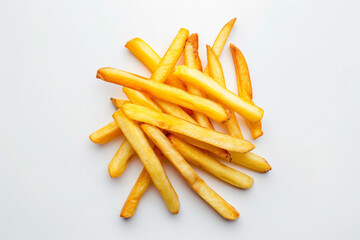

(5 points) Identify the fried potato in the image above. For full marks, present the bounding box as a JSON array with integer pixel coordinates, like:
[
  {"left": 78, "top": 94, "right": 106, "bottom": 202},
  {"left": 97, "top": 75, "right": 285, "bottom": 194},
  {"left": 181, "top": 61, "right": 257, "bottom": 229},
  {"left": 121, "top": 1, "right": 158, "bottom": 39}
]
[
  {"left": 109, "top": 140, "right": 135, "bottom": 178},
  {"left": 97, "top": 68, "right": 230, "bottom": 122},
  {"left": 230, "top": 43, "right": 263, "bottom": 139},
  {"left": 168, "top": 135, "right": 253, "bottom": 189},
  {"left": 113, "top": 109, "right": 179, "bottom": 214},
  {"left": 89, "top": 121, "right": 122, "bottom": 144},
  {"left": 141, "top": 124, "right": 239, "bottom": 220},
  {"left": 122, "top": 88, "right": 163, "bottom": 112},
  {"left": 121, "top": 102, "right": 254, "bottom": 153},
  {"left": 153, "top": 98, "right": 198, "bottom": 124},
  {"left": 184, "top": 34, "right": 214, "bottom": 129},
  {"left": 125, "top": 37, "right": 186, "bottom": 90},
  {"left": 206, "top": 45, "right": 243, "bottom": 138},
  {"left": 230, "top": 151, "right": 271, "bottom": 173},
  {"left": 173, "top": 65, "right": 263, "bottom": 122}
]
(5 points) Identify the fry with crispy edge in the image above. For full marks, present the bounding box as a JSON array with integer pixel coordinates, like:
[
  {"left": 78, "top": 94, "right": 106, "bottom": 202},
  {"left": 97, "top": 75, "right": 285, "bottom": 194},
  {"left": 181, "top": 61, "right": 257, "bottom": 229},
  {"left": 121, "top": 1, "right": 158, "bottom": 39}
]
[
  {"left": 184, "top": 34, "right": 214, "bottom": 129},
  {"left": 97, "top": 67, "right": 230, "bottom": 122},
  {"left": 112, "top": 108, "right": 179, "bottom": 213},
  {"left": 173, "top": 65, "right": 264, "bottom": 122},
  {"left": 89, "top": 121, "right": 122, "bottom": 144},
  {"left": 141, "top": 124, "right": 239, "bottom": 220},
  {"left": 207, "top": 45, "right": 243, "bottom": 139},
  {"left": 121, "top": 102, "right": 254, "bottom": 153},
  {"left": 120, "top": 147, "right": 164, "bottom": 218},
  {"left": 168, "top": 135, "right": 253, "bottom": 189},
  {"left": 230, "top": 43, "right": 263, "bottom": 139}
]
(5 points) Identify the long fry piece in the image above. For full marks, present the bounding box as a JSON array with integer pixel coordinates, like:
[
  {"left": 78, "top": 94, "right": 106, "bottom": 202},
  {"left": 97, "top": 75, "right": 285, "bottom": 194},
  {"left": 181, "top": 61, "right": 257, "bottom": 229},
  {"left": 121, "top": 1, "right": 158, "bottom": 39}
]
[
  {"left": 89, "top": 121, "right": 122, "bottom": 144},
  {"left": 184, "top": 34, "right": 214, "bottom": 129},
  {"left": 173, "top": 65, "right": 263, "bottom": 122},
  {"left": 230, "top": 43, "right": 263, "bottom": 139},
  {"left": 112, "top": 109, "right": 179, "bottom": 214},
  {"left": 121, "top": 102, "right": 254, "bottom": 153},
  {"left": 168, "top": 135, "right": 253, "bottom": 189},
  {"left": 97, "top": 68, "right": 230, "bottom": 122},
  {"left": 141, "top": 124, "right": 239, "bottom": 220}
]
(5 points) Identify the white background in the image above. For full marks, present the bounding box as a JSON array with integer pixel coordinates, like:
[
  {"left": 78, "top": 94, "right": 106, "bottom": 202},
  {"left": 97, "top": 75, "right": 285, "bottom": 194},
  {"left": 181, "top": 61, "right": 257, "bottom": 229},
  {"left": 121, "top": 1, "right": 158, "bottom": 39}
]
[{"left": 1, "top": 0, "right": 359, "bottom": 239}]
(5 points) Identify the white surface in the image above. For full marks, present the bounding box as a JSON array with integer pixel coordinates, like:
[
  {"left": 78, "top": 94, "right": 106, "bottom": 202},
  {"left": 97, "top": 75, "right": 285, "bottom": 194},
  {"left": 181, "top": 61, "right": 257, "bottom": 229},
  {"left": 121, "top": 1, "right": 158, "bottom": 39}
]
[{"left": 1, "top": 0, "right": 359, "bottom": 239}]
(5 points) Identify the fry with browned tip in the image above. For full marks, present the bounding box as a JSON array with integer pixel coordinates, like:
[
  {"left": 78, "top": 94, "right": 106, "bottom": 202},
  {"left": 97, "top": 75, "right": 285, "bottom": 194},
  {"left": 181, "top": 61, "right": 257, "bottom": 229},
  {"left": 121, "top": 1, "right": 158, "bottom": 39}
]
[{"left": 89, "top": 121, "right": 122, "bottom": 144}]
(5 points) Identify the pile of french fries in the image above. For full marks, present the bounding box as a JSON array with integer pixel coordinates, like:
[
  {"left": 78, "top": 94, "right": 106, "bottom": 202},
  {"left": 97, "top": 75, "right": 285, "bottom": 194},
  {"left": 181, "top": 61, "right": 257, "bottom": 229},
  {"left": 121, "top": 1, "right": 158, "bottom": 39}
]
[{"left": 90, "top": 18, "right": 271, "bottom": 220}]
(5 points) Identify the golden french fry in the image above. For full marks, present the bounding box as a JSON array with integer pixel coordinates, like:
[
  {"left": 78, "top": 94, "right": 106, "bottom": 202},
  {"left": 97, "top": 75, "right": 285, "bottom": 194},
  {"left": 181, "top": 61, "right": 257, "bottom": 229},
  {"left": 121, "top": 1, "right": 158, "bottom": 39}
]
[
  {"left": 125, "top": 37, "right": 186, "bottom": 90},
  {"left": 97, "top": 68, "right": 230, "bottom": 122},
  {"left": 168, "top": 135, "right": 253, "bottom": 189},
  {"left": 89, "top": 121, "right": 122, "bottom": 144},
  {"left": 150, "top": 28, "right": 189, "bottom": 83},
  {"left": 173, "top": 133, "right": 230, "bottom": 162},
  {"left": 230, "top": 43, "right": 263, "bottom": 139},
  {"left": 122, "top": 88, "right": 163, "bottom": 112},
  {"left": 184, "top": 34, "right": 214, "bottom": 129},
  {"left": 113, "top": 109, "right": 179, "bottom": 214},
  {"left": 230, "top": 151, "right": 271, "bottom": 173},
  {"left": 121, "top": 102, "right": 254, "bottom": 153},
  {"left": 206, "top": 45, "right": 243, "bottom": 138},
  {"left": 141, "top": 124, "right": 239, "bottom": 220},
  {"left": 153, "top": 98, "right": 198, "bottom": 124},
  {"left": 203, "top": 18, "right": 237, "bottom": 74},
  {"left": 173, "top": 65, "right": 263, "bottom": 122},
  {"left": 109, "top": 140, "right": 135, "bottom": 178}
]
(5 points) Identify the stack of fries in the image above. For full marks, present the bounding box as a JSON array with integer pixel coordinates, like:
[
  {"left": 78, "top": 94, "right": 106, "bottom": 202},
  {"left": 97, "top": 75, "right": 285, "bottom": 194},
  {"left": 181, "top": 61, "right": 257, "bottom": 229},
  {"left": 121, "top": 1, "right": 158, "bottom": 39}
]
[{"left": 90, "top": 18, "right": 271, "bottom": 220}]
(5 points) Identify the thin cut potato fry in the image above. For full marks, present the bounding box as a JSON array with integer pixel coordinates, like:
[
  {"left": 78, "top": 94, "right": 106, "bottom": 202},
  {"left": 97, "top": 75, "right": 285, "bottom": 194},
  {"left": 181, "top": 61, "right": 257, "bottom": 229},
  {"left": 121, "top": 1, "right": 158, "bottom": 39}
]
[
  {"left": 125, "top": 37, "right": 186, "bottom": 90},
  {"left": 97, "top": 68, "right": 230, "bottom": 123},
  {"left": 122, "top": 88, "right": 163, "bottom": 112},
  {"left": 113, "top": 109, "right": 179, "bottom": 214},
  {"left": 184, "top": 34, "right": 214, "bottom": 129},
  {"left": 173, "top": 133, "right": 230, "bottom": 162},
  {"left": 230, "top": 43, "right": 263, "bottom": 139},
  {"left": 173, "top": 65, "right": 263, "bottom": 122},
  {"left": 141, "top": 124, "right": 239, "bottom": 220},
  {"left": 153, "top": 98, "right": 198, "bottom": 124},
  {"left": 121, "top": 102, "right": 254, "bottom": 153},
  {"left": 109, "top": 140, "right": 135, "bottom": 178},
  {"left": 206, "top": 45, "right": 243, "bottom": 138},
  {"left": 150, "top": 28, "right": 189, "bottom": 83},
  {"left": 168, "top": 135, "right": 253, "bottom": 189},
  {"left": 120, "top": 147, "right": 164, "bottom": 218},
  {"left": 203, "top": 18, "right": 237, "bottom": 75},
  {"left": 230, "top": 151, "right": 271, "bottom": 173},
  {"left": 89, "top": 121, "right": 122, "bottom": 144}
]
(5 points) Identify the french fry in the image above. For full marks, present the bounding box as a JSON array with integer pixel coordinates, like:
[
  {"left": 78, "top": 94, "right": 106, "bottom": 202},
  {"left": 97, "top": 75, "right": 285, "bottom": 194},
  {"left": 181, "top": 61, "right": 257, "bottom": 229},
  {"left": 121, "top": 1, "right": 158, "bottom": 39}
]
[
  {"left": 113, "top": 109, "right": 179, "bottom": 214},
  {"left": 230, "top": 151, "right": 271, "bottom": 173},
  {"left": 230, "top": 43, "right": 263, "bottom": 139},
  {"left": 122, "top": 88, "right": 163, "bottom": 112},
  {"left": 173, "top": 65, "right": 264, "bottom": 122},
  {"left": 97, "top": 68, "right": 230, "bottom": 123},
  {"left": 121, "top": 102, "right": 254, "bottom": 153},
  {"left": 109, "top": 140, "right": 135, "bottom": 178},
  {"left": 141, "top": 124, "right": 239, "bottom": 220},
  {"left": 173, "top": 133, "right": 230, "bottom": 162},
  {"left": 168, "top": 135, "right": 253, "bottom": 189},
  {"left": 206, "top": 45, "right": 243, "bottom": 139},
  {"left": 89, "top": 121, "right": 122, "bottom": 144},
  {"left": 150, "top": 28, "right": 189, "bottom": 83},
  {"left": 184, "top": 34, "right": 214, "bottom": 129},
  {"left": 203, "top": 18, "right": 237, "bottom": 74},
  {"left": 153, "top": 99, "right": 198, "bottom": 124},
  {"left": 125, "top": 38, "right": 187, "bottom": 91},
  {"left": 120, "top": 147, "right": 164, "bottom": 218}
]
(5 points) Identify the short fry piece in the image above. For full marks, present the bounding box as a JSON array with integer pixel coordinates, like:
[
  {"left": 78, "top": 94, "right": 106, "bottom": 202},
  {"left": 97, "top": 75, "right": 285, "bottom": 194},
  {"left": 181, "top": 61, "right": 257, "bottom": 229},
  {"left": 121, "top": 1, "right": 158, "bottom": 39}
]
[
  {"left": 230, "top": 151, "right": 271, "bottom": 173},
  {"left": 141, "top": 124, "right": 239, "bottom": 220},
  {"left": 230, "top": 43, "right": 263, "bottom": 139},
  {"left": 169, "top": 135, "right": 253, "bottom": 189},
  {"left": 89, "top": 121, "right": 122, "bottom": 144},
  {"left": 153, "top": 98, "right": 198, "bottom": 124},
  {"left": 122, "top": 88, "right": 163, "bottom": 112},
  {"left": 113, "top": 109, "right": 179, "bottom": 214},
  {"left": 97, "top": 68, "right": 230, "bottom": 122},
  {"left": 173, "top": 65, "right": 264, "bottom": 122},
  {"left": 108, "top": 140, "right": 135, "bottom": 178},
  {"left": 121, "top": 102, "right": 254, "bottom": 153}
]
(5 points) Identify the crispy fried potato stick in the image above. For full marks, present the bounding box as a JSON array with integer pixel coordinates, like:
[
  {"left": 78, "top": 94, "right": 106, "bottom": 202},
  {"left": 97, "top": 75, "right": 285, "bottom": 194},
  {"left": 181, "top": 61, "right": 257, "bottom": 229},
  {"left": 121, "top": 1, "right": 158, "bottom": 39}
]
[
  {"left": 113, "top": 109, "right": 179, "bottom": 214},
  {"left": 109, "top": 140, "right": 135, "bottom": 178},
  {"left": 203, "top": 18, "right": 237, "bottom": 75},
  {"left": 150, "top": 28, "right": 189, "bottom": 83},
  {"left": 89, "top": 121, "right": 122, "bottom": 144},
  {"left": 230, "top": 151, "right": 271, "bottom": 173},
  {"left": 230, "top": 43, "right": 263, "bottom": 139},
  {"left": 153, "top": 99, "right": 198, "bottom": 124},
  {"left": 141, "top": 124, "right": 239, "bottom": 220},
  {"left": 125, "top": 38, "right": 186, "bottom": 90},
  {"left": 168, "top": 135, "right": 253, "bottom": 189},
  {"left": 120, "top": 147, "right": 164, "bottom": 218},
  {"left": 121, "top": 102, "right": 254, "bottom": 153},
  {"left": 206, "top": 45, "right": 243, "bottom": 139},
  {"left": 97, "top": 68, "right": 230, "bottom": 122},
  {"left": 184, "top": 34, "right": 214, "bottom": 129},
  {"left": 173, "top": 65, "right": 263, "bottom": 122},
  {"left": 122, "top": 88, "right": 163, "bottom": 112}
]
